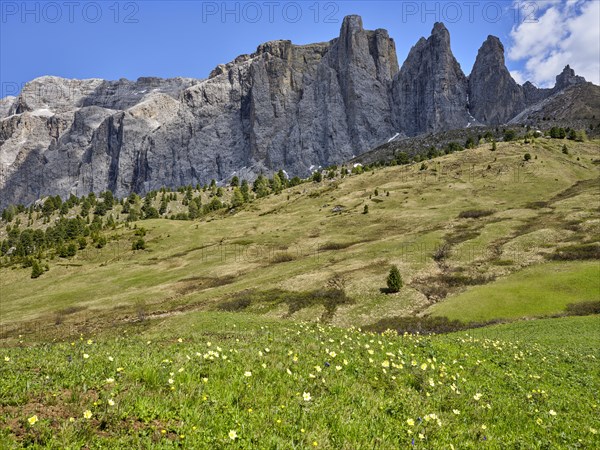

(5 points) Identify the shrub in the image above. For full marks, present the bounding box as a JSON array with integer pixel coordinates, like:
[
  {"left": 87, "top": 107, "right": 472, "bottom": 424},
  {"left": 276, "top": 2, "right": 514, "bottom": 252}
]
[
  {"left": 503, "top": 130, "right": 517, "bottom": 141},
  {"left": 218, "top": 297, "right": 252, "bottom": 312},
  {"left": 132, "top": 238, "right": 146, "bottom": 251},
  {"left": 564, "top": 301, "right": 600, "bottom": 316},
  {"left": 271, "top": 253, "right": 293, "bottom": 263},
  {"left": 458, "top": 209, "right": 493, "bottom": 219},
  {"left": 550, "top": 243, "right": 600, "bottom": 260},
  {"left": 549, "top": 127, "right": 566, "bottom": 139},
  {"left": 386, "top": 265, "right": 402, "bottom": 293},
  {"left": 445, "top": 142, "right": 463, "bottom": 153},
  {"left": 31, "top": 260, "right": 44, "bottom": 279},
  {"left": 319, "top": 242, "right": 356, "bottom": 251},
  {"left": 524, "top": 153, "right": 531, "bottom": 161},
  {"left": 396, "top": 152, "right": 410, "bottom": 165},
  {"left": 95, "top": 236, "right": 107, "bottom": 249},
  {"left": 562, "top": 145, "right": 569, "bottom": 155},
  {"left": 465, "top": 136, "right": 477, "bottom": 149},
  {"left": 363, "top": 205, "right": 369, "bottom": 214}
]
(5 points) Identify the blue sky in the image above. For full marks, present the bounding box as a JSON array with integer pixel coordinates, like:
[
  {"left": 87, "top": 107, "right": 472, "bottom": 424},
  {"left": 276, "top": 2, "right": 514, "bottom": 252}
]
[{"left": 1, "top": 1, "right": 598, "bottom": 98}]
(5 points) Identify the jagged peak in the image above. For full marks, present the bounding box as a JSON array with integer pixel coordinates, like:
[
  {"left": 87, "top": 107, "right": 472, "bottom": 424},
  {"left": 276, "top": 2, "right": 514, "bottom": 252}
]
[
  {"left": 482, "top": 35, "right": 503, "bottom": 50},
  {"left": 428, "top": 22, "right": 451, "bottom": 49},
  {"left": 341, "top": 15, "right": 364, "bottom": 34},
  {"left": 555, "top": 65, "right": 586, "bottom": 91},
  {"left": 431, "top": 22, "right": 448, "bottom": 34},
  {"left": 473, "top": 35, "right": 506, "bottom": 68},
  {"left": 431, "top": 22, "right": 449, "bottom": 36}
]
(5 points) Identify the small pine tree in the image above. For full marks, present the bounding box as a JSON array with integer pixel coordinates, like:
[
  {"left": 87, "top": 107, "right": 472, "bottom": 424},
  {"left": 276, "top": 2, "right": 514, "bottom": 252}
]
[
  {"left": 231, "top": 188, "right": 245, "bottom": 208},
  {"left": 491, "top": 141, "right": 497, "bottom": 151},
  {"left": 363, "top": 205, "right": 369, "bottom": 214},
  {"left": 562, "top": 145, "right": 569, "bottom": 155},
  {"left": 31, "top": 260, "right": 44, "bottom": 279},
  {"left": 132, "top": 238, "right": 146, "bottom": 251},
  {"left": 524, "top": 153, "right": 532, "bottom": 161},
  {"left": 386, "top": 265, "right": 402, "bottom": 293}
]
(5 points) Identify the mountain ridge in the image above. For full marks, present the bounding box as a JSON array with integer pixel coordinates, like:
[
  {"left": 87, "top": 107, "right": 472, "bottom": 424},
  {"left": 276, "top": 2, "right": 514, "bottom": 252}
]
[{"left": 0, "top": 15, "right": 596, "bottom": 208}]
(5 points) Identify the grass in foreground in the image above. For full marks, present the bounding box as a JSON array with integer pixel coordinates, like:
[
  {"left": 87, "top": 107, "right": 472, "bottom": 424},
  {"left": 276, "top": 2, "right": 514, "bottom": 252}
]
[{"left": 1, "top": 313, "right": 598, "bottom": 448}]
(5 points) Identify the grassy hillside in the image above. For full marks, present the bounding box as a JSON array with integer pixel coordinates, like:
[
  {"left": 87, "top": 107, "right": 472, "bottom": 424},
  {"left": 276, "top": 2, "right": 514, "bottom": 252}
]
[
  {"left": 1, "top": 138, "right": 599, "bottom": 336},
  {"left": 1, "top": 312, "right": 598, "bottom": 448},
  {"left": 1, "top": 136, "right": 599, "bottom": 448},
  {"left": 428, "top": 261, "right": 599, "bottom": 322}
]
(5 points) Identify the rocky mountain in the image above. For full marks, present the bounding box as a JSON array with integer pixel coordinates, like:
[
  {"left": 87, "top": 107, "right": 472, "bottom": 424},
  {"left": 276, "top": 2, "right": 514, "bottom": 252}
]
[
  {"left": 468, "top": 36, "right": 527, "bottom": 125},
  {"left": 509, "top": 82, "right": 600, "bottom": 126},
  {"left": 0, "top": 16, "right": 595, "bottom": 208},
  {"left": 392, "top": 23, "right": 472, "bottom": 135}
]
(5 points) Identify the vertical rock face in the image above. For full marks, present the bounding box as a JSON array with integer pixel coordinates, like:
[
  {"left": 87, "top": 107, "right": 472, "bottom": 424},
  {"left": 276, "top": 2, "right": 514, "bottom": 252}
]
[
  {"left": 391, "top": 23, "right": 471, "bottom": 135},
  {"left": 522, "top": 81, "right": 552, "bottom": 106},
  {"left": 468, "top": 36, "right": 526, "bottom": 125},
  {"left": 0, "top": 16, "right": 594, "bottom": 207},
  {"left": 0, "top": 15, "right": 401, "bottom": 206}
]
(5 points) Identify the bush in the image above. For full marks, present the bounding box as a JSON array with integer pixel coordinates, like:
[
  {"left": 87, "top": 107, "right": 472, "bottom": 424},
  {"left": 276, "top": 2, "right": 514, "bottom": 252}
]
[
  {"left": 132, "top": 238, "right": 146, "bottom": 251},
  {"left": 524, "top": 153, "right": 531, "bottom": 161},
  {"left": 550, "top": 243, "right": 600, "bottom": 261},
  {"left": 549, "top": 127, "right": 566, "bottom": 139},
  {"left": 445, "top": 142, "right": 464, "bottom": 153},
  {"left": 386, "top": 265, "right": 402, "bottom": 293},
  {"left": 458, "top": 209, "right": 493, "bottom": 219},
  {"left": 95, "top": 236, "right": 107, "bottom": 249},
  {"left": 218, "top": 297, "right": 252, "bottom": 312},
  {"left": 503, "top": 130, "right": 517, "bottom": 141},
  {"left": 271, "top": 253, "right": 294, "bottom": 263},
  {"left": 319, "top": 242, "right": 357, "bottom": 251},
  {"left": 396, "top": 152, "right": 410, "bottom": 165},
  {"left": 564, "top": 301, "right": 600, "bottom": 316},
  {"left": 363, "top": 205, "right": 369, "bottom": 214},
  {"left": 31, "top": 260, "right": 44, "bottom": 279}
]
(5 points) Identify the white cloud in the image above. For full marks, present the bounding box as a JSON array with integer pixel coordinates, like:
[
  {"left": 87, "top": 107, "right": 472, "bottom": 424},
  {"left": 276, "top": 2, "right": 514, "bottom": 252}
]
[
  {"left": 508, "top": 0, "right": 600, "bottom": 87},
  {"left": 510, "top": 70, "right": 525, "bottom": 84}
]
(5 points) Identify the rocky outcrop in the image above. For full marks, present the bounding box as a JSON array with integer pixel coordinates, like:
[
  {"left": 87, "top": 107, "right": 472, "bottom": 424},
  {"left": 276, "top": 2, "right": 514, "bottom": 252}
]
[
  {"left": 0, "top": 17, "right": 595, "bottom": 208},
  {"left": 553, "top": 65, "right": 587, "bottom": 92},
  {"left": 0, "top": 97, "right": 15, "bottom": 119},
  {"left": 468, "top": 36, "right": 526, "bottom": 125},
  {"left": 509, "top": 82, "right": 600, "bottom": 125},
  {"left": 392, "top": 23, "right": 472, "bottom": 135}
]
